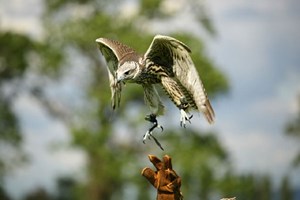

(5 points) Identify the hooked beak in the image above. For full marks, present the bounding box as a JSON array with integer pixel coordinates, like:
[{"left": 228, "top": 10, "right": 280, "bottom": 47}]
[{"left": 116, "top": 73, "right": 124, "bottom": 83}]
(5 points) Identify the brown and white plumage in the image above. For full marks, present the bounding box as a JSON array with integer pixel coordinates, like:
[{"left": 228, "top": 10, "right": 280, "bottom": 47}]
[
  {"left": 144, "top": 35, "right": 215, "bottom": 124},
  {"left": 96, "top": 35, "right": 215, "bottom": 142},
  {"left": 95, "top": 38, "right": 137, "bottom": 109}
]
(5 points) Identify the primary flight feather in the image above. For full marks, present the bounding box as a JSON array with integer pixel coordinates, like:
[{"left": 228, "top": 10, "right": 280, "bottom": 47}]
[{"left": 96, "top": 35, "right": 215, "bottom": 144}]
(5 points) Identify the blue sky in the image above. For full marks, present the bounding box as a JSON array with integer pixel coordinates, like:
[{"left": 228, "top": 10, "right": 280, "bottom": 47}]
[
  {"left": 1, "top": 0, "right": 300, "bottom": 198},
  {"left": 207, "top": 0, "right": 300, "bottom": 186}
]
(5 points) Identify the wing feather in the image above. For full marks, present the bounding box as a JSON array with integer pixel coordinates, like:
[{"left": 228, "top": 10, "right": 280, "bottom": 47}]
[
  {"left": 144, "top": 35, "right": 215, "bottom": 123},
  {"left": 96, "top": 38, "right": 137, "bottom": 109}
]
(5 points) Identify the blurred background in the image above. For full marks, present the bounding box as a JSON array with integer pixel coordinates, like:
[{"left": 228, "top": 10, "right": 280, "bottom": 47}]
[{"left": 0, "top": 0, "right": 299, "bottom": 199}]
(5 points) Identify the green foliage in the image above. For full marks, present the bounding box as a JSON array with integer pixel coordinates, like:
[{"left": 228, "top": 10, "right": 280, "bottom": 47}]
[
  {"left": 140, "top": 0, "right": 163, "bottom": 18},
  {"left": 37, "top": 0, "right": 231, "bottom": 199},
  {"left": 285, "top": 96, "right": 300, "bottom": 167},
  {"left": 24, "top": 188, "right": 54, "bottom": 200},
  {"left": 0, "top": 32, "right": 34, "bottom": 81},
  {"left": 34, "top": 42, "right": 64, "bottom": 76},
  {"left": 218, "top": 173, "right": 273, "bottom": 200},
  {"left": 285, "top": 101, "right": 300, "bottom": 137},
  {"left": 280, "top": 176, "right": 293, "bottom": 200},
  {"left": 0, "top": 31, "right": 36, "bottom": 182},
  {"left": 3, "top": 0, "right": 289, "bottom": 199},
  {"left": 161, "top": 131, "right": 228, "bottom": 199},
  {"left": 46, "top": 0, "right": 93, "bottom": 12},
  {"left": 0, "top": 184, "right": 11, "bottom": 200},
  {"left": 0, "top": 97, "right": 21, "bottom": 145}
]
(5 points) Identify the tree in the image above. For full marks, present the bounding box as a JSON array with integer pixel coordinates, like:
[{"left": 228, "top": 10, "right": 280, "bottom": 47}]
[
  {"left": 218, "top": 171, "right": 274, "bottom": 200},
  {"left": 280, "top": 176, "right": 293, "bottom": 200},
  {"left": 285, "top": 95, "right": 300, "bottom": 167},
  {"left": 1, "top": 0, "right": 230, "bottom": 199},
  {"left": 0, "top": 25, "right": 68, "bottom": 195},
  {"left": 24, "top": 188, "right": 52, "bottom": 200},
  {"left": 38, "top": 0, "right": 229, "bottom": 199},
  {"left": 0, "top": 184, "right": 11, "bottom": 200},
  {"left": 0, "top": 32, "right": 40, "bottom": 197}
]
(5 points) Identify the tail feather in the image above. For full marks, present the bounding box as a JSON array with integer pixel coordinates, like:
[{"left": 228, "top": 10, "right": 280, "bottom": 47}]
[{"left": 202, "top": 99, "right": 215, "bottom": 124}]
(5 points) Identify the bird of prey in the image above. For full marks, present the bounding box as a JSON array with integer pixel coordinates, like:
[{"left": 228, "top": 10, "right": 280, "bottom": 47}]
[{"left": 96, "top": 35, "right": 215, "bottom": 146}]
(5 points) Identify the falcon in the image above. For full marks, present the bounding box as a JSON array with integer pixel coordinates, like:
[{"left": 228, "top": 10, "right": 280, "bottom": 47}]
[{"left": 96, "top": 35, "right": 215, "bottom": 146}]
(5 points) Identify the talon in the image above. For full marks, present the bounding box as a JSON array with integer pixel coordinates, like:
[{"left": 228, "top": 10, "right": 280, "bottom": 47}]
[
  {"left": 180, "top": 109, "right": 192, "bottom": 128},
  {"left": 143, "top": 114, "right": 164, "bottom": 150},
  {"left": 159, "top": 125, "right": 164, "bottom": 132},
  {"left": 143, "top": 131, "right": 151, "bottom": 143}
]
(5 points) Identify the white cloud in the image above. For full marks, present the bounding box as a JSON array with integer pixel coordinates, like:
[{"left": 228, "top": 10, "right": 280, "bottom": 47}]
[{"left": 0, "top": 0, "right": 44, "bottom": 38}]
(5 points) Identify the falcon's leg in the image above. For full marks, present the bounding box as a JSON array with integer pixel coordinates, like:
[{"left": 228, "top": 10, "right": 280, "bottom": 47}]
[
  {"left": 180, "top": 109, "right": 193, "bottom": 128},
  {"left": 179, "top": 98, "right": 193, "bottom": 128},
  {"left": 143, "top": 114, "right": 164, "bottom": 150}
]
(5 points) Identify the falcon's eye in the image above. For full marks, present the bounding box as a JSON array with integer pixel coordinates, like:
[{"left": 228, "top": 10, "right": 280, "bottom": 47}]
[{"left": 124, "top": 70, "right": 130, "bottom": 75}]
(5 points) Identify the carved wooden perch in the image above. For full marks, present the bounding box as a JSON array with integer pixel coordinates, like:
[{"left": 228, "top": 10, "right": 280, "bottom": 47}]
[{"left": 141, "top": 155, "right": 183, "bottom": 200}]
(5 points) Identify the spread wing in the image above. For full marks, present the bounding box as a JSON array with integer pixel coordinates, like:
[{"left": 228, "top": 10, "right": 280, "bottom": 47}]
[
  {"left": 96, "top": 38, "right": 137, "bottom": 109},
  {"left": 144, "top": 35, "right": 215, "bottom": 124}
]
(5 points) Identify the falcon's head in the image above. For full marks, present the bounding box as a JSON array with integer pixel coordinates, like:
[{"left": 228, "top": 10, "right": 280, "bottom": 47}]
[{"left": 116, "top": 61, "right": 141, "bottom": 83}]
